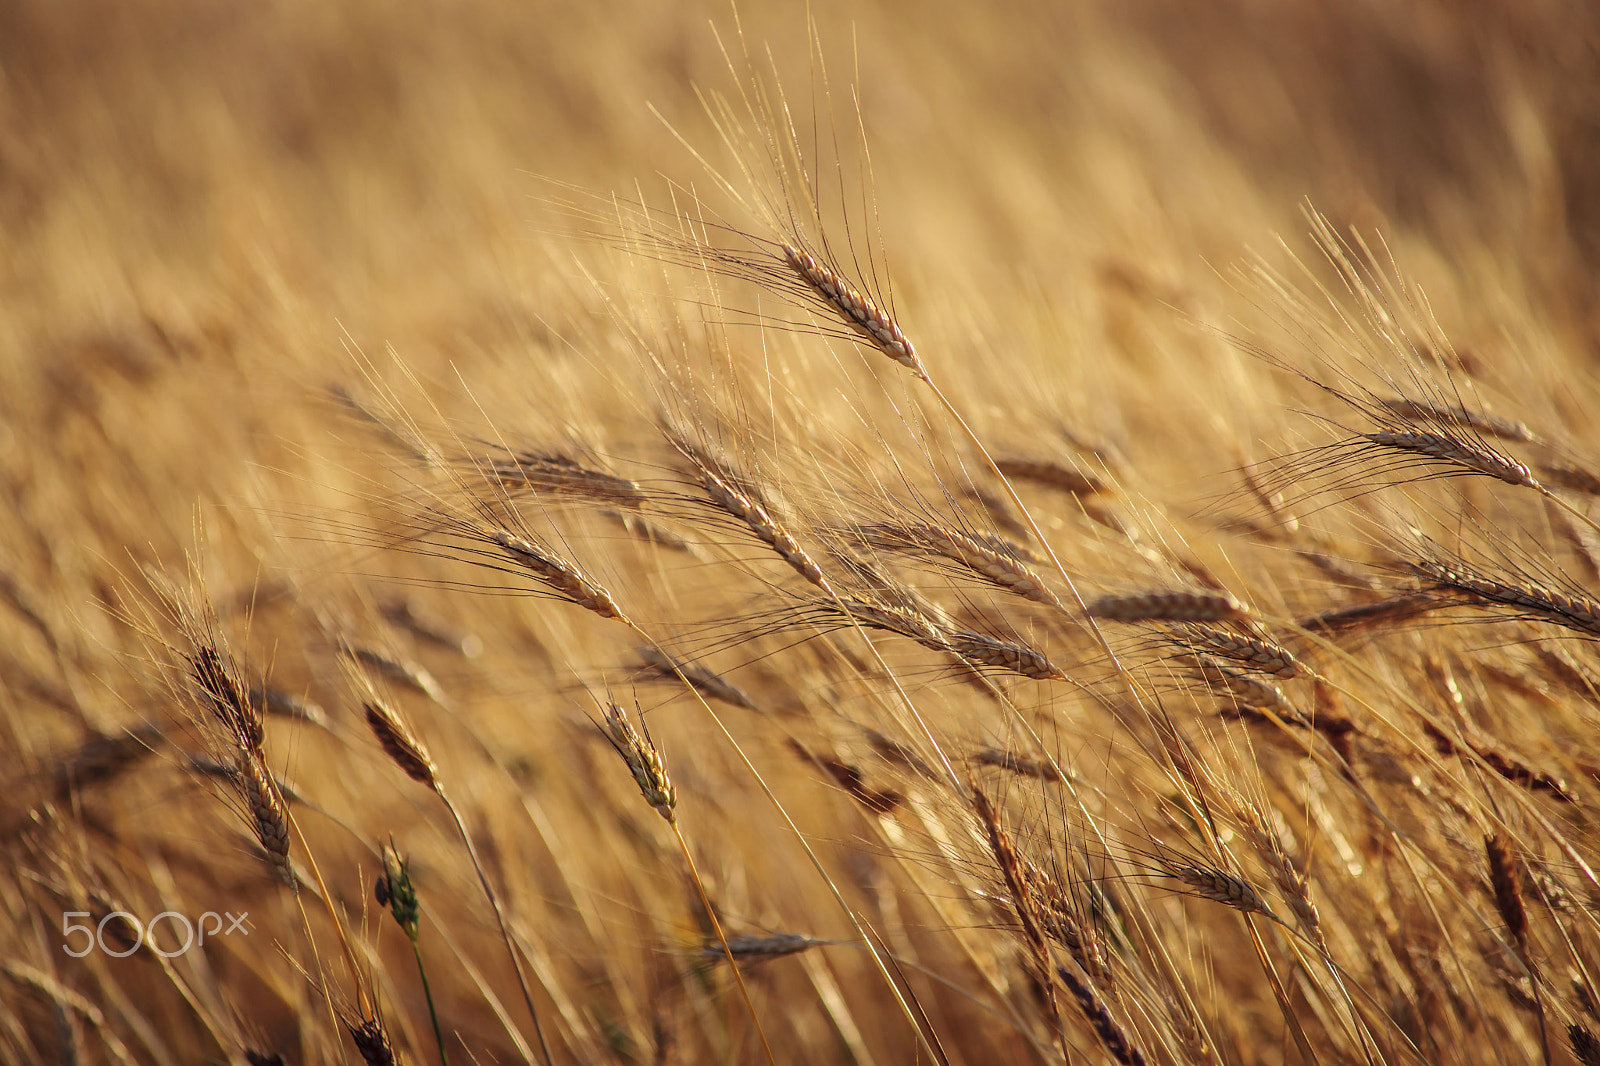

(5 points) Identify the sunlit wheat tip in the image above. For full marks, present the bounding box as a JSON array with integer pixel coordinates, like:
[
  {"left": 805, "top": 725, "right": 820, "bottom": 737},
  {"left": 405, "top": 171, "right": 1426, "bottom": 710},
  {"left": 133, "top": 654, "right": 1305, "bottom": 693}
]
[
  {"left": 781, "top": 243, "right": 921, "bottom": 372},
  {"left": 489, "top": 528, "right": 624, "bottom": 619},
  {"left": 1362, "top": 430, "right": 1538, "bottom": 488},
  {"left": 602, "top": 703, "right": 676, "bottom": 821}
]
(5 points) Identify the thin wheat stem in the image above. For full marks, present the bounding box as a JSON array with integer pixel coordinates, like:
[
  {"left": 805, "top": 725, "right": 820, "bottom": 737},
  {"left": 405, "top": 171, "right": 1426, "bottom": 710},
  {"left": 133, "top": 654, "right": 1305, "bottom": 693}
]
[
  {"left": 411, "top": 938, "right": 448, "bottom": 1066},
  {"left": 1542, "top": 485, "right": 1600, "bottom": 539},
  {"left": 437, "top": 791, "right": 554, "bottom": 1066},
  {"left": 670, "top": 821, "right": 778, "bottom": 1066}
]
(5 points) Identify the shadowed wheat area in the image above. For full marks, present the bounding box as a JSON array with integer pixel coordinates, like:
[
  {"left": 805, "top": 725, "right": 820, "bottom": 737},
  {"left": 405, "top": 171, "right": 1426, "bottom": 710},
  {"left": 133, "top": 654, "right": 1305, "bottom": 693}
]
[{"left": 6, "top": 1, "right": 1600, "bottom": 1063}]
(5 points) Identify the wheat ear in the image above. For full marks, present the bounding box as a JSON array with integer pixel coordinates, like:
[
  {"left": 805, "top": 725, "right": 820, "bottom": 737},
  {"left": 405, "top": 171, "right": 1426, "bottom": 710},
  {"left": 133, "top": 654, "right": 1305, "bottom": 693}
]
[
  {"left": 1088, "top": 590, "right": 1249, "bottom": 623},
  {"left": 1414, "top": 557, "right": 1600, "bottom": 637},
  {"left": 1057, "top": 964, "right": 1148, "bottom": 1066},
  {"left": 345, "top": 1016, "right": 399, "bottom": 1066},
  {"left": 1486, "top": 833, "right": 1550, "bottom": 1064},
  {"left": 375, "top": 845, "right": 448, "bottom": 1065},
  {"left": 853, "top": 521, "right": 1064, "bottom": 608},
  {"left": 969, "top": 786, "right": 1061, "bottom": 1039},
  {"left": 781, "top": 243, "right": 921, "bottom": 372}
]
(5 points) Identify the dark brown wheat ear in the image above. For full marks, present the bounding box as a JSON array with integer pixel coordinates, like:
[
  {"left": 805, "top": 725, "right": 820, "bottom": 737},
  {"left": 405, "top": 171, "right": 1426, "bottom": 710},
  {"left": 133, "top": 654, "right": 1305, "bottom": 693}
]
[
  {"left": 1089, "top": 590, "right": 1249, "bottom": 623},
  {"left": 968, "top": 784, "right": 1062, "bottom": 1038}
]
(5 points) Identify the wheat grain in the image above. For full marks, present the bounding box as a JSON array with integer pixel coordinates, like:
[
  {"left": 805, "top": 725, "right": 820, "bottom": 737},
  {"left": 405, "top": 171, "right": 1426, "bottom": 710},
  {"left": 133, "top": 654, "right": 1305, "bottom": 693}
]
[
  {"left": 490, "top": 527, "right": 625, "bottom": 619},
  {"left": 601, "top": 703, "right": 676, "bottom": 821},
  {"left": 780, "top": 243, "right": 921, "bottom": 373},
  {"left": 1421, "top": 720, "right": 1573, "bottom": 801},
  {"left": 238, "top": 751, "right": 293, "bottom": 886},
  {"left": 1175, "top": 624, "right": 1303, "bottom": 679},
  {"left": 668, "top": 434, "right": 826, "bottom": 587},
  {"left": 363, "top": 699, "right": 440, "bottom": 789},
  {"left": 1168, "top": 862, "right": 1273, "bottom": 917},
  {"left": 946, "top": 629, "right": 1064, "bottom": 681},
  {"left": 190, "top": 644, "right": 263, "bottom": 753},
  {"left": 1414, "top": 558, "right": 1600, "bottom": 637},
  {"left": 1360, "top": 430, "right": 1539, "bottom": 488},
  {"left": 1486, "top": 834, "right": 1530, "bottom": 961},
  {"left": 1057, "top": 965, "right": 1148, "bottom": 1066}
]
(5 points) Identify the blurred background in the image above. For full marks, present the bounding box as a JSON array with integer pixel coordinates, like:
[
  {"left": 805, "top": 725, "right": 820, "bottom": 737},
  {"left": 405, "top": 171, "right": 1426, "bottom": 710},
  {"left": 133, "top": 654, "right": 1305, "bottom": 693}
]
[{"left": 4, "top": 0, "right": 1597, "bottom": 564}]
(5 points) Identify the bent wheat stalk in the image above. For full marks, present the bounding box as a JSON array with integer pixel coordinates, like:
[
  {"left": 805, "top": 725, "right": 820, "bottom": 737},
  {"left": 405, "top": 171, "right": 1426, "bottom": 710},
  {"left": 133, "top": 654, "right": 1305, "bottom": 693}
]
[
  {"left": 597, "top": 702, "right": 775, "bottom": 1066},
  {"left": 359, "top": 690, "right": 555, "bottom": 1066}
]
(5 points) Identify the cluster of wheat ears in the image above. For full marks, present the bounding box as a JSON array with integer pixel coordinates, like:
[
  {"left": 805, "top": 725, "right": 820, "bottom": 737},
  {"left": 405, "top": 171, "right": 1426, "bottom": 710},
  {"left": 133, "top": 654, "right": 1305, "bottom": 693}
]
[{"left": 6, "top": 10, "right": 1600, "bottom": 1066}]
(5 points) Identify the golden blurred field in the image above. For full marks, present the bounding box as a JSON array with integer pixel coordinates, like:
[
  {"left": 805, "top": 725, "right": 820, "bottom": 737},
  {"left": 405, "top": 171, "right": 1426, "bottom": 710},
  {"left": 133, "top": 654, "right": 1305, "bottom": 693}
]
[{"left": 5, "top": 2, "right": 1600, "bottom": 1064}]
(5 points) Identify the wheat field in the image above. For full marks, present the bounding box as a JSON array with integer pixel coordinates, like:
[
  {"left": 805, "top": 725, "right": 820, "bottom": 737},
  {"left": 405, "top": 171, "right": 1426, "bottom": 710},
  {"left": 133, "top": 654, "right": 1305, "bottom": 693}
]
[{"left": 5, "top": 2, "right": 1600, "bottom": 1064}]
